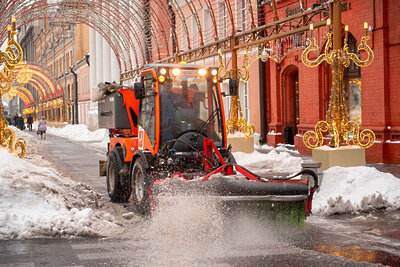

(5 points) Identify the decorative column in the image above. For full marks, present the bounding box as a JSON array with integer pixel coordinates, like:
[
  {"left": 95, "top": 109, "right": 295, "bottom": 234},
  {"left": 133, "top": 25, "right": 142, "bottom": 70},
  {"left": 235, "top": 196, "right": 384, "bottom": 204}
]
[
  {"left": 110, "top": 50, "right": 120, "bottom": 83},
  {"left": 89, "top": 27, "right": 97, "bottom": 97},
  {"left": 103, "top": 38, "right": 111, "bottom": 82},
  {"left": 95, "top": 32, "right": 104, "bottom": 86},
  {"left": 87, "top": 28, "right": 99, "bottom": 131}
]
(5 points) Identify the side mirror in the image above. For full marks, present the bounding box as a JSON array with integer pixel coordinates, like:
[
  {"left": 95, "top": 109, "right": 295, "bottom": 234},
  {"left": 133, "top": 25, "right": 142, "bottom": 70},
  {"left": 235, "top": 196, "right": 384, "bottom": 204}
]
[{"left": 134, "top": 82, "right": 145, "bottom": 99}]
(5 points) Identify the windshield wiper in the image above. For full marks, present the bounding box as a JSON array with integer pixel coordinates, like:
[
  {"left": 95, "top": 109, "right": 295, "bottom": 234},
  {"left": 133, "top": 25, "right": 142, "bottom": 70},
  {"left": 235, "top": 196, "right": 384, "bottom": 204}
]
[{"left": 198, "top": 109, "right": 219, "bottom": 133}]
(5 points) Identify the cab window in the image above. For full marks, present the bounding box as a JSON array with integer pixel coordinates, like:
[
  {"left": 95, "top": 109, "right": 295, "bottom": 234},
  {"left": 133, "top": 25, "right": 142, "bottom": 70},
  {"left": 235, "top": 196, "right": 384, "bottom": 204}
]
[{"left": 138, "top": 77, "right": 156, "bottom": 146}]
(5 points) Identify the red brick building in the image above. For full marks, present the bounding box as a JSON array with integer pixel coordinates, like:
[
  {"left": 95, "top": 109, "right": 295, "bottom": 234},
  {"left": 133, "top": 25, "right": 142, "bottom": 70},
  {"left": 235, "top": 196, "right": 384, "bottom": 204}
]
[{"left": 263, "top": 0, "right": 400, "bottom": 164}]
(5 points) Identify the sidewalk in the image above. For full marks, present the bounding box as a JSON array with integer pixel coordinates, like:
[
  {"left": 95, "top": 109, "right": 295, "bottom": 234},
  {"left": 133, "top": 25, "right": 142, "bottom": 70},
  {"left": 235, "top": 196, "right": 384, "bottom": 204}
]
[{"left": 255, "top": 146, "right": 400, "bottom": 179}]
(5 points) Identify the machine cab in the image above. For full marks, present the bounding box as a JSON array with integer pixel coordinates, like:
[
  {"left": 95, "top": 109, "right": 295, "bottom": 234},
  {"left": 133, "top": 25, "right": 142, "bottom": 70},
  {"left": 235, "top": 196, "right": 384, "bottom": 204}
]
[{"left": 134, "top": 64, "right": 226, "bottom": 154}]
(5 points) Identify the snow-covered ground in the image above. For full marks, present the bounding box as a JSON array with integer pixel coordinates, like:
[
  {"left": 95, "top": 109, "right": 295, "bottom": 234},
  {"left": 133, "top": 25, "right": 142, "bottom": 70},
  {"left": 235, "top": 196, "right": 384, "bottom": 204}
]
[
  {"left": 1, "top": 124, "right": 400, "bottom": 239},
  {"left": 0, "top": 127, "right": 124, "bottom": 240},
  {"left": 46, "top": 124, "right": 108, "bottom": 145},
  {"left": 32, "top": 122, "right": 109, "bottom": 149}
]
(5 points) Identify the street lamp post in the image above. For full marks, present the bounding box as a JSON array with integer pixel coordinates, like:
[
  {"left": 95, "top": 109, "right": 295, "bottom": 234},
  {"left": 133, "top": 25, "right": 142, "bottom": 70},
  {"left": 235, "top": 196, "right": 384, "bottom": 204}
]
[{"left": 217, "top": 39, "right": 257, "bottom": 137}]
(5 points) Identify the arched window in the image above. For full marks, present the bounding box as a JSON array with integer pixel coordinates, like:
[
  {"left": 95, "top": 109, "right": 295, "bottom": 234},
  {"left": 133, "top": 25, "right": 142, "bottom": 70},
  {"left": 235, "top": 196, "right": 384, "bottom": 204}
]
[{"left": 218, "top": 1, "right": 227, "bottom": 38}]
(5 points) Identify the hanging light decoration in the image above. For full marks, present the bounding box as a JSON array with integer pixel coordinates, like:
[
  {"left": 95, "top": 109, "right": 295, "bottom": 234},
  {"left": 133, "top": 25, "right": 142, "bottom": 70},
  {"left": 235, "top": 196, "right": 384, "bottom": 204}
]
[{"left": 16, "top": 62, "right": 33, "bottom": 84}]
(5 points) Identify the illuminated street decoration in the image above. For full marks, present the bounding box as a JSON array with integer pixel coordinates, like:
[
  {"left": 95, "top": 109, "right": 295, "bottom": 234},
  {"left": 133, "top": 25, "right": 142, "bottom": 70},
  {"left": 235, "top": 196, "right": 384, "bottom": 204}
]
[
  {"left": 14, "top": 63, "right": 63, "bottom": 96},
  {"left": 3, "top": 63, "right": 65, "bottom": 111},
  {"left": 0, "top": 16, "right": 26, "bottom": 159},
  {"left": 5, "top": 85, "right": 34, "bottom": 104},
  {"left": 15, "top": 61, "right": 33, "bottom": 84},
  {"left": 0, "top": 0, "right": 159, "bottom": 73},
  {"left": 28, "top": 80, "right": 46, "bottom": 100},
  {"left": 0, "top": 0, "right": 331, "bottom": 143},
  {"left": 9, "top": 90, "right": 30, "bottom": 106},
  {"left": 218, "top": 49, "right": 255, "bottom": 137},
  {"left": 302, "top": 3, "right": 375, "bottom": 149},
  {"left": 0, "top": 0, "right": 330, "bottom": 80}
]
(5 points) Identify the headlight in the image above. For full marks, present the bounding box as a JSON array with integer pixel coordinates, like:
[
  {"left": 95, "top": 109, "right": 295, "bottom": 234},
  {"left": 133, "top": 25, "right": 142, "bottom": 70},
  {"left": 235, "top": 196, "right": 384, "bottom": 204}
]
[
  {"left": 159, "top": 76, "right": 165, "bottom": 83},
  {"left": 198, "top": 69, "right": 207, "bottom": 76},
  {"left": 172, "top": 68, "right": 181, "bottom": 76},
  {"left": 160, "top": 68, "right": 167, "bottom": 75},
  {"left": 211, "top": 69, "right": 218, "bottom": 76}
]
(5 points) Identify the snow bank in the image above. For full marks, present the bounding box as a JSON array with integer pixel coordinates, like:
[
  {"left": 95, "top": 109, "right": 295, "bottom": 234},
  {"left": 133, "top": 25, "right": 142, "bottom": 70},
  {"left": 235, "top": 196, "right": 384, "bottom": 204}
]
[
  {"left": 47, "top": 124, "right": 108, "bottom": 143},
  {"left": 255, "top": 143, "right": 300, "bottom": 154},
  {"left": 0, "top": 130, "right": 119, "bottom": 239},
  {"left": 232, "top": 148, "right": 400, "bottom": 215},
  {"left": 312, "top": 166, "right": 400, "bottom": 215},
  {"left": 43, "top": 124, "right": 109, "bottom": 150},
  {"left": 233, "top": 150, "right": 303, "bottom": 174}
]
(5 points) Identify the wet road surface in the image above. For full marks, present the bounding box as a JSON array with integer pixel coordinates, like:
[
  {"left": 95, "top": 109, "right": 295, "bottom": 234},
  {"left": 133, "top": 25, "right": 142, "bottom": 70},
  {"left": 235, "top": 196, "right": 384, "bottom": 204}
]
[{"left": 1, "top": 133, "right": 399, "bottom": 266}]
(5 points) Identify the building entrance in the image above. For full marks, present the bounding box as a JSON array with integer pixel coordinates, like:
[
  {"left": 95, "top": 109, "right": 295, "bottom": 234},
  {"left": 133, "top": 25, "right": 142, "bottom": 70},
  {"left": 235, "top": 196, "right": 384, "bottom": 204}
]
[{"left": 283, "top": 67, "right": 299, "bottom": 145}]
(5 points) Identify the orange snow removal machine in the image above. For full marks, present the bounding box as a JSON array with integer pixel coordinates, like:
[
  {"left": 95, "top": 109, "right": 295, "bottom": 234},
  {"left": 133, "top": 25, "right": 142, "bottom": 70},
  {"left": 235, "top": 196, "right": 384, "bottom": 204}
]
[{"left": 98, "top": 63, "right": 319, "bottom": 225}]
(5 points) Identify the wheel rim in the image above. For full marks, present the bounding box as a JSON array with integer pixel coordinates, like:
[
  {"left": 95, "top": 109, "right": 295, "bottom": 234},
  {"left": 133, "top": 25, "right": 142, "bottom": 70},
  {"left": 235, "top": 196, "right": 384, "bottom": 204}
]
[
  {"left": 135, "top": 169, "right": 144, "bottom": 201},
  {"left": 108, "top": 161, "right": 115, "bottom": 193}
]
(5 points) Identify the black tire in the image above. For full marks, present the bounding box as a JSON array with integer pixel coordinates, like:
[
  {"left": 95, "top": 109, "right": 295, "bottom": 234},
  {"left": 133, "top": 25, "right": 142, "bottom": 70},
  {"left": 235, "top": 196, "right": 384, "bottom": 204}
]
[
  {"left": 131, "top": 158, "right": 151, "bottom": 215},
  {"left": 172, "top": 130, "right": 207, "bottom": 152},
  {"left": 106, "top": 149, "right": 130, "bottom": 202}
]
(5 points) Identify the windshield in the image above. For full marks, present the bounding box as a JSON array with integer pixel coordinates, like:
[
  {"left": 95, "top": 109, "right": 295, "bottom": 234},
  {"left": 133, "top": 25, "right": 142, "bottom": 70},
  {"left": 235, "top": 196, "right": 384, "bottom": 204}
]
[{"left": 159, "top": 71, "right": 224, "bottom": 147}]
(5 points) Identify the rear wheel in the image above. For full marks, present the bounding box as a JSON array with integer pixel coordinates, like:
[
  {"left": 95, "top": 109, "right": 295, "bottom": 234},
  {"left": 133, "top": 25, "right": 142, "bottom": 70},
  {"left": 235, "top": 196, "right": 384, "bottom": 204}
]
[
  {"left": 106, "top": 149, "right": 130, "bottom": 202},
  {"left": 131, "top": 158, "right": 151, "bottom": 215}
]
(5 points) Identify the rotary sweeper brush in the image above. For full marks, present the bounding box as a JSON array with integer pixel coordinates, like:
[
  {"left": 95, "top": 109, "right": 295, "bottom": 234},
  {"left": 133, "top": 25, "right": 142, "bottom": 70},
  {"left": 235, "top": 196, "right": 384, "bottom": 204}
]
[{"left": 98, "top": 63, "right": 320, "bottom": 225}]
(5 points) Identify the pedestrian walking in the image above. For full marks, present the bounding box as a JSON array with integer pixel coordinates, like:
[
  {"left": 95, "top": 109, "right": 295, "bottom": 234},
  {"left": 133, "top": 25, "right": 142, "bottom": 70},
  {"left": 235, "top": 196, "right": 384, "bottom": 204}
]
[
  {"left": 27, "top": 114, "right": 33, "bottom": 131},
  {"left": 5, "top": 116, "right": 11, "bottom": 125},
  {"left": 38, "top": 116, "right": 47, "bottom": 139},
  {"left": 12, "top": 114, "right": 18, "bottom": 126},
  {"left": 16, "top": 114, "right": 25, "bottom": 131}
]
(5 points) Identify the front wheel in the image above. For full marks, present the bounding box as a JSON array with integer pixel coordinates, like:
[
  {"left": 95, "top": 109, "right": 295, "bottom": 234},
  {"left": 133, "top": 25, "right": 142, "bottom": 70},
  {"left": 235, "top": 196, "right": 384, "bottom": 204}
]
[
  {"left": 106, "top": 149, "right": 130, "bottom": 202},
  {"left": 131, "top": 158, "right": 151, "bottom": 215}
]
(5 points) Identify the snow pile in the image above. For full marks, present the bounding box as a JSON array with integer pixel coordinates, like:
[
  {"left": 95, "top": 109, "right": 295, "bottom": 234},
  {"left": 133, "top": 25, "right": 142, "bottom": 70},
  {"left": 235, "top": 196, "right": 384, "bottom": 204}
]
[
  {"left": 275, "top": 143, "right": 299, "bottom": 154},
  {"left": 255, "top": 144, "right": 275, "bottom": 150},
  {"left": 255, "top": 143, "right": 300, "bottom": 154},
  {"left": 313, "top": 166, "right": 400, "bottom": 215},
  {"left": 46, "top": 124, "right": 108, "bottom": 144},
  {"left": 0, "top": 131, "right": 119, "bottom": 239},
  {"left": 233, "top": 150, "right": 303, "bottom": 174},
  {"left": 232, "top": 148, "right": 400, "bottom": 215}
]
